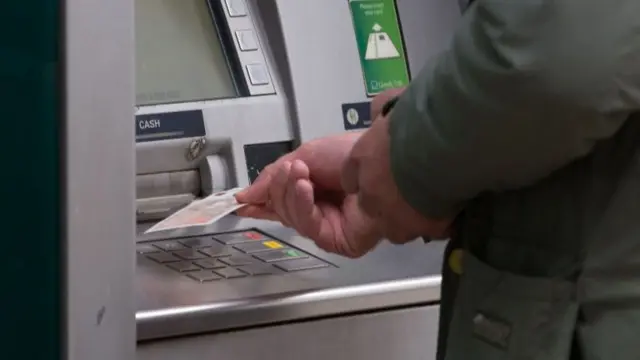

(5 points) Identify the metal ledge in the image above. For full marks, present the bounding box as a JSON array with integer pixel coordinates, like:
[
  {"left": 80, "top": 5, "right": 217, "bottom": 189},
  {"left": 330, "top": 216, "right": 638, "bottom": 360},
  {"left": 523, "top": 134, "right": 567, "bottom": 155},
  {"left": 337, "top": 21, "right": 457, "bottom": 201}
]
[{"left": 137, "top": 275, "right": 442, "bottom": 341}]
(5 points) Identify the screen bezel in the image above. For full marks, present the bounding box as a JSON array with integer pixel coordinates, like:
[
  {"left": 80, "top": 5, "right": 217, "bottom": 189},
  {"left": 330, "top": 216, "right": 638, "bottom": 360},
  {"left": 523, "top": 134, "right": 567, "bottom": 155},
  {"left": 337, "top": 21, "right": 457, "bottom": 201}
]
[
  {"left": 204, "top": 0, "right": 250, "bottom": 98},
  {"left": 134, "top": 0, "right": 251, "bottom": 108}
]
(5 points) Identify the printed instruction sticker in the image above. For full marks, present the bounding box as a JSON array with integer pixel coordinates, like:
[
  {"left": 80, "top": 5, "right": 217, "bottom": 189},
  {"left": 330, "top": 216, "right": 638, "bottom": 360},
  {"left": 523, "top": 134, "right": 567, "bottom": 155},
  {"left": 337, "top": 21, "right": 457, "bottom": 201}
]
[{"left": 348, "top": 0, "right": 410, "bottom": 96}]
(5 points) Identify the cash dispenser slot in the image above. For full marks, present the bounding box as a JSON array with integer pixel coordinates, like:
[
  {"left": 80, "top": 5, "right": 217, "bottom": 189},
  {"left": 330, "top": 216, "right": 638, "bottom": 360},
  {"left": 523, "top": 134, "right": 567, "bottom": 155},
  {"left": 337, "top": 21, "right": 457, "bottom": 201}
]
[
  {"left": 135, "top": 171, "right": 199, "bottom": 222},
  {"left": 135, "top": 153, "right": 232, "bottom": 223}
]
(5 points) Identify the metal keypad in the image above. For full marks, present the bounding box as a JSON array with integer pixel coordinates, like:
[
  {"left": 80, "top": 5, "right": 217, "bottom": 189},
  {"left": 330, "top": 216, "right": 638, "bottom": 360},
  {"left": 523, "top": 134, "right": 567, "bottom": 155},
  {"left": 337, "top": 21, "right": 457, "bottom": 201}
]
[
  {"left": 154, "top": 241, "right": 186, "bottom": 252},
  {"left": 180, "top": 237, "right": 217, "bottom": 249},
  {"left": 136, "top": 244, "right": 160, "bottom": 254},
  {"left": 274, "top": 258, "right": 329, "bottom": 272},
  {"left": 173, "top": 249, "right": 208, "bottom": 260},
  {"left": 254, "top": 249, "right": 307, "bottom": 263},
  {"left": 193, "top": 259, "right": 226, "bottom": 270},
  {"left": 233, "top": 240, "right": 287, "bottom": 254},
  {"left": 214, "top": 231, "right": 266, "bottom": 244},
  {"left": 167, "top": 261, "right": 201, "bottom": 273},
  {"left": 238, "top": 264, "right": 276, "bottom": 276},
  {"left": 146, "top": 252, "right": 181, "bottom": 263},
  {"left": 188, "top": 271, "right": 222, "bottom": 282},
  {"left": 219, "top": 255, "right": 255, "bottom": 266},
  {"left": 140, "top": 229, "right": 333, "bottom": 282},
  {"left": 215, "top": 267, "right": 246, "bottom": 279},
  {"left": 199, "top": 243, "right": 232, "bottom": 258}
]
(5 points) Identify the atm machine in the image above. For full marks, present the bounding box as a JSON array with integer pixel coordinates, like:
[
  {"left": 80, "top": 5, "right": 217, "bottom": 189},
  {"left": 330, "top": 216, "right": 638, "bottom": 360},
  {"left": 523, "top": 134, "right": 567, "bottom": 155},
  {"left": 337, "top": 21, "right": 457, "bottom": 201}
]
[{"left": 130, "top": 0, "right": 460, "bottom": 359}]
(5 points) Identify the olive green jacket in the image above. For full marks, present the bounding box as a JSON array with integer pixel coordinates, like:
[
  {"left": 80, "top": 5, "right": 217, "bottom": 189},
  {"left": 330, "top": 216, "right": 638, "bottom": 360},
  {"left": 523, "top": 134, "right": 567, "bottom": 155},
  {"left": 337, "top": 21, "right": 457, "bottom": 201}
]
[{"left": 388, "top": 1, "right": 640, "bottom": 359}]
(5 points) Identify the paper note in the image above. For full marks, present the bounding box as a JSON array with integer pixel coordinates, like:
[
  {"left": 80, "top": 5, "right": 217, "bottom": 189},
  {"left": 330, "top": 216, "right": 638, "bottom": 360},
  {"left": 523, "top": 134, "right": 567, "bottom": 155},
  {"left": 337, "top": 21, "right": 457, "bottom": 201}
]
[{"left": 144, "top": 187, "right": 246, "bottom": 234}]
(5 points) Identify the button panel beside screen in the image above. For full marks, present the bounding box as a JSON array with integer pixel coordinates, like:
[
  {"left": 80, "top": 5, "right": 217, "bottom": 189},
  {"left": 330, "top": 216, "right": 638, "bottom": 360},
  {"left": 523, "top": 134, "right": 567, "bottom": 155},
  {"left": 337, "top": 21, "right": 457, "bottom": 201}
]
[
  {"left": 135, "top": 0, "right": 275, "bottom": 106},
  {"left": 135, "top": 0, "right": 239, "bottom": 106}
]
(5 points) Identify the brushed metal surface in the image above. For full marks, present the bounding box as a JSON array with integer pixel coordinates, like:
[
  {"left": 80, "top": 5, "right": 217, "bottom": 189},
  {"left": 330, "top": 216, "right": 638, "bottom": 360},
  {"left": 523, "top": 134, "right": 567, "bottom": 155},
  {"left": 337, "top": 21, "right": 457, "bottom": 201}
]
[
  {"left": 136, "top": 216, "right": 445, "bottom": 341},
  {"left": 138, "top": 305, "right": 441, "bottom": 360}
]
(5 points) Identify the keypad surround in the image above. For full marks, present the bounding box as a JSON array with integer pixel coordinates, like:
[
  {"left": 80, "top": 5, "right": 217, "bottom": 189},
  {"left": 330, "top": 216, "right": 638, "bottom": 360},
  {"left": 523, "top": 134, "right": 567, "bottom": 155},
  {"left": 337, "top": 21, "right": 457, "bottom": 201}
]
[{"left": 138, "top": 230, "right": 332, "bottom": 282}]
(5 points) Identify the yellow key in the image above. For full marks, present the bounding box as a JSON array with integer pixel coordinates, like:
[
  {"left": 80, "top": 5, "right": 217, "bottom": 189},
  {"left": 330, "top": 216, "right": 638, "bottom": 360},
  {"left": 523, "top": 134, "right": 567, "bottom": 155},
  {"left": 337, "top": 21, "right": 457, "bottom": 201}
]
[{"left": 263, "top": 240, "right": 283, "bottom": 249}]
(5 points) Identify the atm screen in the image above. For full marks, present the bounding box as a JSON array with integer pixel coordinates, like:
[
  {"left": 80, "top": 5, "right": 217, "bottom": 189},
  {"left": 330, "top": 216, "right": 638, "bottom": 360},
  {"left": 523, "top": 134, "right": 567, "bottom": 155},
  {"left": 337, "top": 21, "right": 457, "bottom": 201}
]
[{"left": 135, "top": 0, "right": 238, "bottom": 106}]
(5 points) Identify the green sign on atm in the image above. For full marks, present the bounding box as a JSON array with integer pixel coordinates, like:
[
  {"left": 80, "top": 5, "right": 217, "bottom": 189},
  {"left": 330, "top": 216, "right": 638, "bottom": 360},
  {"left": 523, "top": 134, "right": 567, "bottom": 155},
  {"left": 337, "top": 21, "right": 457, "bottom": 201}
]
[{"left": 348, "top": 0, "right": 411, "bottom": 96}]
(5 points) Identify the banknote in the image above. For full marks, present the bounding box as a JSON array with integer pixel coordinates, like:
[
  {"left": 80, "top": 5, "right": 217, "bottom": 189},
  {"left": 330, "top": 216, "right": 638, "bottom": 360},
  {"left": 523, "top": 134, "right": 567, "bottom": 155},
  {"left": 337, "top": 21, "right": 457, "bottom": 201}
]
[{"left": 144, "top": 187, "right": 247, "bottom": 234}]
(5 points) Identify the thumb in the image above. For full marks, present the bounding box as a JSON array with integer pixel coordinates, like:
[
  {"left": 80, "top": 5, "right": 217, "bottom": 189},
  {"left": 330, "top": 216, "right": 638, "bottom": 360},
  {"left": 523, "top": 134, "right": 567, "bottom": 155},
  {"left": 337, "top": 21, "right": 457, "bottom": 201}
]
[{"left": 341, "top": 156, "right": 360, "bottom": 194}]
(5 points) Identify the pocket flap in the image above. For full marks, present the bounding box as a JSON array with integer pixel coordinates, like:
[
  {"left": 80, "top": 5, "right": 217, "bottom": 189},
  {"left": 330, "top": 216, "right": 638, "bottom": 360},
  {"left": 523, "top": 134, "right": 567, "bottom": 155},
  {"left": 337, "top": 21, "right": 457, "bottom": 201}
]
[{"left": 444, "top": 252, "right": 579, "bottom": 360}]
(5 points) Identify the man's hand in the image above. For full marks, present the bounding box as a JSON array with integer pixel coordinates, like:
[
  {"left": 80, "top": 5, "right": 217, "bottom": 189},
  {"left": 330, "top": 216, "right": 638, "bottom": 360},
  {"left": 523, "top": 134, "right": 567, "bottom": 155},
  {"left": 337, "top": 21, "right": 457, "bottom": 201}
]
[
  {"left": 234, "top": 88, "right": 442, "bottom": 256},
  {"left": 235, "top": 132, "right": 383, "bottom": 258},
  {"left": 342, "top": 112, "right": 452, "bottom": 243}
]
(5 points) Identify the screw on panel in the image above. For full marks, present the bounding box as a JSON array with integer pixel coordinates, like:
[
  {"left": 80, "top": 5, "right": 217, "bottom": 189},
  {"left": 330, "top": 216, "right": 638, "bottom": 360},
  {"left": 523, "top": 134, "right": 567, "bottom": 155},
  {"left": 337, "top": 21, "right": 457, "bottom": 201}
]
[{"left": 186, "top": 137, "right": 206, "bottom": 161}]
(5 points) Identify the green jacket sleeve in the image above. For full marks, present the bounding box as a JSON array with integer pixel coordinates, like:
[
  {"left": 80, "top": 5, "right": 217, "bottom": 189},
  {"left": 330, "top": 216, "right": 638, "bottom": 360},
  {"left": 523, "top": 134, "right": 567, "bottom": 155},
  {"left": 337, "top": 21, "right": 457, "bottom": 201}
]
[{"left": 388, "top": 0, "right": 639, "bottom": 219}]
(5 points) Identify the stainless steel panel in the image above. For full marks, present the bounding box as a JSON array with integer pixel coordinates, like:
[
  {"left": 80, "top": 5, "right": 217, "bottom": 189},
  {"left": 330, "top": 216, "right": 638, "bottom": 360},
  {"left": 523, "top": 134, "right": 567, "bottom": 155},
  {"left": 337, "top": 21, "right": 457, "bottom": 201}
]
[
  {"left": 133, "top": 0, "right": 451, "bottom": 347},
  {"left": 258, "top": 0, "right": 462, "bottom": 142},
  {"left": 63, "top": 0, "right": 136, "bottom": 358},
  {"left": 136, "top": 216, "right": 445, "bottom": 341},
  {"left": 137, "top": 305, "right": 441, "bottom": 360}
]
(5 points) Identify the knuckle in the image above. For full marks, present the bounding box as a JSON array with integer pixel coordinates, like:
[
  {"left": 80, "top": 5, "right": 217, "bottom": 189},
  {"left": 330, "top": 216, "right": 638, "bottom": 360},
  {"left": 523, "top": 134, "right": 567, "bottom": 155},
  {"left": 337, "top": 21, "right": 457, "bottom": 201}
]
[
  {"left": 315, "top": 240, "right": 334, "bottom": 254},
  {"left": 262, "top": 163, "right": 276, "bottom": 175}
]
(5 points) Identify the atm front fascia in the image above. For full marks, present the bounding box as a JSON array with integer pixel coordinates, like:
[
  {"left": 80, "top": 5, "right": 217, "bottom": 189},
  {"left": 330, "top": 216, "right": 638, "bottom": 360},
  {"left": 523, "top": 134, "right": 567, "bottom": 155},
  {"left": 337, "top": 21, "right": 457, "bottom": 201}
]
[{"left": 124, "top": 0, "right": 461, "bottom": 359}]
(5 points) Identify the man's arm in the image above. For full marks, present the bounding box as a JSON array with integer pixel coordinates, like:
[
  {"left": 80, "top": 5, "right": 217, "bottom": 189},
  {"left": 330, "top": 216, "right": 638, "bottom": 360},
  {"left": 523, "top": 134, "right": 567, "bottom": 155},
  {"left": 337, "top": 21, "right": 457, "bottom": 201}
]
[{"left": 389, "top": 0, "right": 639, "bottom": 219}]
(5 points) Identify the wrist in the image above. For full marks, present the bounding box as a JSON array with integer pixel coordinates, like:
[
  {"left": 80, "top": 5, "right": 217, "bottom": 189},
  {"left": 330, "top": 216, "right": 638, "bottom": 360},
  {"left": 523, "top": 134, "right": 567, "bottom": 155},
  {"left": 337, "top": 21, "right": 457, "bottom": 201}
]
[{"left": 381, "top": 96, "right": 399, "bottom": 117}]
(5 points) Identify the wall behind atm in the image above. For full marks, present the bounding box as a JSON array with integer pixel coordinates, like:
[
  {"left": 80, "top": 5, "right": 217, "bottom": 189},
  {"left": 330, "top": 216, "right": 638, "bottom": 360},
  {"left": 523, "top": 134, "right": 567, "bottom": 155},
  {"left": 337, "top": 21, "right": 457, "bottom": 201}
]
[{"left": 255, "top": 0, "right": 461, "bottom": 142}]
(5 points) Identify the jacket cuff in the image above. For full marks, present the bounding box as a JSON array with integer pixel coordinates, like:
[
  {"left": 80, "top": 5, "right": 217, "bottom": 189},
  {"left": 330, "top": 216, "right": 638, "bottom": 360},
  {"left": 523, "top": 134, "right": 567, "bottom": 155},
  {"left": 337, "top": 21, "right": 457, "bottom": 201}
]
[{"left": 387, "top": 96, "right": 463, "bottom": 220}]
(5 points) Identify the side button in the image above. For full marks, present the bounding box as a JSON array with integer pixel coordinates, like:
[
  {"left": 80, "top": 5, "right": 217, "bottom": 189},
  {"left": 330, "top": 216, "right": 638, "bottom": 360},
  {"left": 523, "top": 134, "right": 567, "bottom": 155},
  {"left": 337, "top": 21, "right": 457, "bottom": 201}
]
[
  {"left": 274, "top": 258, "right": 329, "bottom": 272},
  {"left": 246, "top": 64, "right": 270, "bottom": 86},
  {"left": 225, "top": 0, "right": 247, "bottom": 17},
  {"left": 235, "top": 30, "right": 258, "bottom": 51}
]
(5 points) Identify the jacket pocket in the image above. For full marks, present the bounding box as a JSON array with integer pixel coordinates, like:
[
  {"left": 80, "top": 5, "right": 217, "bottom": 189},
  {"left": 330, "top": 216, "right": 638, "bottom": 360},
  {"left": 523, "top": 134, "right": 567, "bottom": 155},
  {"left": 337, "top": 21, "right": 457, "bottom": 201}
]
[{"left": 444, "top": 252, "right": 579, "bottom": 360}]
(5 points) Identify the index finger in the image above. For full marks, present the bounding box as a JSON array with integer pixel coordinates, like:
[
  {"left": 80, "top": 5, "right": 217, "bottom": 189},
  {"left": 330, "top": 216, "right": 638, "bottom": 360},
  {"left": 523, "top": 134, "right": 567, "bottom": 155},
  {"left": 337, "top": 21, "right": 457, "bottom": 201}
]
[
  {"left": 235, "top": 205, "right": 281, "bottom": 222},
  {"left": 235, "top": 167, "right": 273, "bottom": 204},
  {"left": 235, "top": 153, "right": 295, "bottom": 204}
]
